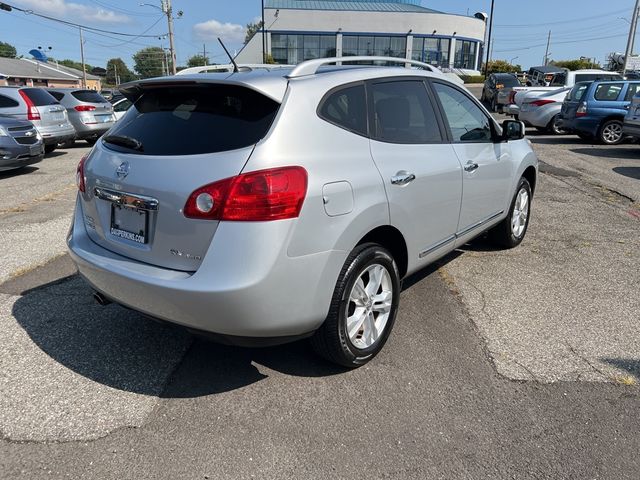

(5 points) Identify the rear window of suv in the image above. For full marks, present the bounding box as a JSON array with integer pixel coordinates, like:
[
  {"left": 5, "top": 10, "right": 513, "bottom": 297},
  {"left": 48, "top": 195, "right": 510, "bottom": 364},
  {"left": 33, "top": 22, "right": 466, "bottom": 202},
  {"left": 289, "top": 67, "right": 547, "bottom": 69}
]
[
  {"left": 72, "top": 90, "right": 108, "bottom": 103},
  {"left": 21, "top": 88, "right": 58, "bottom": 106},
  {"left": 105, "top": 85, "right": 280, "bottom": 156}
]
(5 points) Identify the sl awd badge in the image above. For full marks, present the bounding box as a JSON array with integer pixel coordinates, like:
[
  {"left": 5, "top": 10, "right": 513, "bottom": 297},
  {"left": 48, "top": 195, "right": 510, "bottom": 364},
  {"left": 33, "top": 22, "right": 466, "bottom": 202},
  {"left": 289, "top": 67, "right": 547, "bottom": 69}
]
[{"left": 116, "top": 161, "right": 130, "bottom": 179}]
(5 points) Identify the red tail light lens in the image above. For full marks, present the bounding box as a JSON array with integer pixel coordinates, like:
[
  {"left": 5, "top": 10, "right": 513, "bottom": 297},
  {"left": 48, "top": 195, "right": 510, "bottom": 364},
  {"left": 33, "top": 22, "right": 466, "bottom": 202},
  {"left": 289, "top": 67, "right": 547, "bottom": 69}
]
[
  {"left": 530, "top": 99, "right": 556, "bottom": 107},
  {"left": 76, "top": 154, "right": 87, "bottom": 193},
  {"left": 576, "top": 103, "right": 588, "bottom": 117},
  {"left": 508, "top": 91, "right": 517, "bottom": 104},
  {"left": 74, "top": 105, "right": 96, "bottom": 111},
  {"left": 184, "top": 166, "right": 308, "bottom": 221},
  {"left": 18, "top": 90, "right": 41, "bottom": 121}
]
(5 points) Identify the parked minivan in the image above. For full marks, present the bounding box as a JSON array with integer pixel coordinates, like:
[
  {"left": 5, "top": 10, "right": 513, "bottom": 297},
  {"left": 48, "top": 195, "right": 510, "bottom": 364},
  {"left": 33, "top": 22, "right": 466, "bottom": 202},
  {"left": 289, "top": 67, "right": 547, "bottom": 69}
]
[
  {"left": 67, "top": 57, "right": 538, "bottom": 367},
  {"left": 560, "top": 80, "right": 640, "bottom": 144},
  {"left": 0, "top": 86, "right": 75, "bottom": 153}
]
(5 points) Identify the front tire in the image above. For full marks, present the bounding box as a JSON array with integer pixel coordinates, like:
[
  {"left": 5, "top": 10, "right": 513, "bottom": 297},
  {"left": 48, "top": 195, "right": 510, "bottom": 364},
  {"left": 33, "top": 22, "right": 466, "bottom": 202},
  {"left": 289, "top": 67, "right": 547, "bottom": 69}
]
[
  {"left": 311, "top": 243, "right": 401, "bottom": 368},
  {"left": 488, "top": 177, "right": 532, "bottom": 249}
]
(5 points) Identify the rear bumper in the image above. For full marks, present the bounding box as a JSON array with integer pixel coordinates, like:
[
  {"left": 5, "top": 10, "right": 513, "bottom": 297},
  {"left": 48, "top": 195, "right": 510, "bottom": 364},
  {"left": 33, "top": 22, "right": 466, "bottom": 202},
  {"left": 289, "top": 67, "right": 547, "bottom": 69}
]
[
  {"left": 70, "top": 120, "right": 114, "bottom": 140},
  {"left": 504, "top": 104, "right": 520, "bottom": 116},
  {"left": 36, "top": 123, "right": 76, "bottom": 145},
  {"left": 67, "top": 196, "right": 347, "bottom": 339},
  {"left": 558, "top": 116, "right": 599, "bottom": 135},
  {"left": 622, "top": 122, "right": 640, "bottom": 138},
  {"left": 0, "top": 142, "right": 44, "bottom": 170}
]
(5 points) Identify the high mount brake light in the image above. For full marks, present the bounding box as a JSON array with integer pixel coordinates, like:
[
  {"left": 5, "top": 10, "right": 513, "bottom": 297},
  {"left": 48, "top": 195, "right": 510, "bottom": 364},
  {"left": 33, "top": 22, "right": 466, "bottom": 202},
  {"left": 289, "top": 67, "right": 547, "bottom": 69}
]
[{"left": 184, "top": 166, "right": 308, "bottom": 221}]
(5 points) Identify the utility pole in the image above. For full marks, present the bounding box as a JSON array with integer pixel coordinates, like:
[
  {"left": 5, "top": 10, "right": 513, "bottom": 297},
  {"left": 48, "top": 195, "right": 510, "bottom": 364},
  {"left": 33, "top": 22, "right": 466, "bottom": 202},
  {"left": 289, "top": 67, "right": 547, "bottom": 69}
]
[
  {"left": 544, "top": 30, "right": 551, "bottom": 66},
  {"left": 79, "top": 27, "right": 87, "bottom": 88},
  {"left": 162, "top": 0, "right": 177, "bottom": 75},
  {"left": 261, "top": 0, "right": 266, "bottom": 63},
  {"left": 203, "top": 44, "right": 207, "bottom": 65},
  {"left": 113, "top": 62, "right": 119, "bottom": 86},
  {"left": 483, "top": 0, "right": 495, "bottom": 77},
  {"left": 623, "top": 0, "right": 640, "bottom": 74}
]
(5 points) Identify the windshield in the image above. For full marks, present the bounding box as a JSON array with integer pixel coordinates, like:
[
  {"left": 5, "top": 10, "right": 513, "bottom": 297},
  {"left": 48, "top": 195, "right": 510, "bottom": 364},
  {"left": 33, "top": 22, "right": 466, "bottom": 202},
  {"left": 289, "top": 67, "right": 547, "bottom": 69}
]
[{"left": 105, "top": 84, "right": 280, "bottom": 156}]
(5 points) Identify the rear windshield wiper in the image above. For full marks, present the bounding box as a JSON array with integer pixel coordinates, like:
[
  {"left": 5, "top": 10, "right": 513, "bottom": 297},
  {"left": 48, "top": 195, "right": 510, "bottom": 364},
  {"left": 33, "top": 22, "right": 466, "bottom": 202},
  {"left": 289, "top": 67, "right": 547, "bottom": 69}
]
[{"left": 103, "top": 134, "right": 144, "bottom": 152}]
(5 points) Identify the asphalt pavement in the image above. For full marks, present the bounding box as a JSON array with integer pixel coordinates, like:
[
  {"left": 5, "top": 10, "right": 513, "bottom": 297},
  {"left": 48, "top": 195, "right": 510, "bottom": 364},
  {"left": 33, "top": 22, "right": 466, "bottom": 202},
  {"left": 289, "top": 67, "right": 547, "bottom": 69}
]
[{"left": 1, "top": 98, "right": 639, "bottom": 478}]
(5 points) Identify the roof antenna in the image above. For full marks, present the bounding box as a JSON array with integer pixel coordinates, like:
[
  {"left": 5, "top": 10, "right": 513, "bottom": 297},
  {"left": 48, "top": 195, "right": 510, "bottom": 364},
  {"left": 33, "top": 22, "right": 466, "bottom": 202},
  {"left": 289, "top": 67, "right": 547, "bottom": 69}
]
[{"left": 218, "top": 38, "right": 239, "bottom": 73}]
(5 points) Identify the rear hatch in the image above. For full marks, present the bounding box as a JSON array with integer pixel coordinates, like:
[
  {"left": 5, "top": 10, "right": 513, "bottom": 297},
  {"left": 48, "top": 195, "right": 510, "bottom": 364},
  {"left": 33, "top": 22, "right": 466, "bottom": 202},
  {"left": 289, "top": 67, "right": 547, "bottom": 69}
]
[
  {"left": 71, "top": 90, "right": 114, "bottom": 125},
  {"left": 20, "top": 88, "right": 67, "bottom": 126},
  {"left": 625, "top": 92, "right": 640, "bottom": 125},
  {"left": 561, "top": 82, "right": 591, "bottom": 119},
  {"left": 80, "top": 82, "right": 281, "bottom": 271}
]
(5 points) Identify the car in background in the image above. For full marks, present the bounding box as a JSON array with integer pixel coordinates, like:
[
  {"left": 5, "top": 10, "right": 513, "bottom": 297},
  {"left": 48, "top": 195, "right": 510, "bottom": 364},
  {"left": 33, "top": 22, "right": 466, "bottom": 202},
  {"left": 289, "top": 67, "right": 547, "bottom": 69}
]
[
  {"left": 0, "top": 115, "right": 44, "bottom": 171},
  {"left": 622, "top": 90, "right": 640, "bottom": 139},
  {"left": 47, "top": 89, "right": 115, "bottom": 146},
  {"left": 560, "top": 80, "right": 640, "bottom": 144},
  {"left": 526, "top": 66, "right": 564, "bottom": 86},
  {"left": 112, "top": 97, "right": 132, "bottom": 121},
  {"left": 100, "top": 89, "right": 117, "bottom": 101},
  {"left": 481, "top": 73, "right": 521, "bottom": 111},
  {"left": 0, "top": 86, "right": 75, "bottom": 154},
  {"left": 519, "top": 87, "right": 571, "bottom": 134}
]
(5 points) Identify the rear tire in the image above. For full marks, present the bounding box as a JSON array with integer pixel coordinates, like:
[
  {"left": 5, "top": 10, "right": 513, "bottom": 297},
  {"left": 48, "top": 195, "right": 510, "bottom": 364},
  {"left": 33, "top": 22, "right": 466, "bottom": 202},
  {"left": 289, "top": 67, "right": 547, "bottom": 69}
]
[
  {"left": 311, "top": 243, "right": 400, "bottom": 368},
  {"left": 44, "top": 144, "right": 56, "bottom": 154},
  {"left": 547, "top": 115, "right": 566, "bottom": 135},
  {"left": 598, "top": 119, "right": 624, "bottom": 145},
  {"left": 488, "top": 177, "right": 532, "bottom": 249}
]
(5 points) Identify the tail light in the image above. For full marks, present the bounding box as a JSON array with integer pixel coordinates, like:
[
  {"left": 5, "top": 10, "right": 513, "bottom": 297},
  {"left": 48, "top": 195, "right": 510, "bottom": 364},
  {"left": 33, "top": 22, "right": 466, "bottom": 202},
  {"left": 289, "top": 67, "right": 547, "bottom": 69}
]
[
  {"left": 184, "top": 166, "right": 308, "bottom": 221},
  {"left": 576, "top": 103, "right": 588, "bottom": 117},
  {"left": 508, "top": 91, "right": 517, "bottom": 104},
  {"left": 74, "top": 105, "right": 96, "bottom": 111},
  {"left": 529, "top": 99, "right": 556, "bottom": 107},
  {"left": 18, "top": 90, "right": 41, "bottom": 121},
  {"left": 76, "top": 154, "right": 87, "bottom": 193}
]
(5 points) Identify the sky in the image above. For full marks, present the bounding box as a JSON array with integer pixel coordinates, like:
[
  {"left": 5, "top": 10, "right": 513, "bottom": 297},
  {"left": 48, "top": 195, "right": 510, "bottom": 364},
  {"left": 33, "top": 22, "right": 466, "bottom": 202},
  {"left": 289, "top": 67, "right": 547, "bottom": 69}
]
[{"left": 0, "top": 0, "right": 637, "bottom": 71}]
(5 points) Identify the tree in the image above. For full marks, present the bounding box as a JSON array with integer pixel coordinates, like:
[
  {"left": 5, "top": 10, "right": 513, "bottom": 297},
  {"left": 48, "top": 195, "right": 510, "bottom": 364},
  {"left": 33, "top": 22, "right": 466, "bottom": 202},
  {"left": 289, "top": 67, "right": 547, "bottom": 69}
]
[
  {"left": 106, "top": 58, "right": 136, "bottom": 85},
  {"left": 244, "top": 20, "right": 263, "bottom": 45},
  {"left": 133, "top": 47, "right": 170, "bottom": 79},
  {"left": 187, "top": 54, "right": 209, "bottom": 68},
  {"left": 550, "top": 59, "right": 599, "bottom": 71},
  {"left": 486, "top": 60, "right": 521, "bottom": 74},
  {"left": 58, "top": 59, "right": 93, "bottom": 73},
  {"left": 0, "top": 41, "right": 17, "bottom": 58}
]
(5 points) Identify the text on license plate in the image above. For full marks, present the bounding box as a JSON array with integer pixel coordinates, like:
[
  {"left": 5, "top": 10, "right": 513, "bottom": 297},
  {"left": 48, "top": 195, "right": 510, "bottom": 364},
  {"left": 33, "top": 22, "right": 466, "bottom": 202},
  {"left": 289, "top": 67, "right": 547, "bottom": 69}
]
[
  {"left": 95, "top": 115, "right": 113, "bottom": 123},
  {"left": 110, "top": 205, "right": 148, "bottom": 244}
]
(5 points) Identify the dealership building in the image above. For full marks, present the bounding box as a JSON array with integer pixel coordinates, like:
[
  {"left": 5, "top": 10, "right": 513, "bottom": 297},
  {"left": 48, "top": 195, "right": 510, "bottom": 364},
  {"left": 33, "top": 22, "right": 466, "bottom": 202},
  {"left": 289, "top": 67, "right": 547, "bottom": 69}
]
[{"left": 236, "top": 0, "right": 487, "bottom": 74}]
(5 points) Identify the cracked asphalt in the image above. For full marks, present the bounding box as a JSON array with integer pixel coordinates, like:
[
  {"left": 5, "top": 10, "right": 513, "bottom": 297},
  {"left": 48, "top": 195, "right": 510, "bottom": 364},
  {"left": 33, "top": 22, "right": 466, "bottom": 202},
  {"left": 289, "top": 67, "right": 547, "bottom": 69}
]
[{"left": 1, "top": 92, "right": 639, "bottom": 478}]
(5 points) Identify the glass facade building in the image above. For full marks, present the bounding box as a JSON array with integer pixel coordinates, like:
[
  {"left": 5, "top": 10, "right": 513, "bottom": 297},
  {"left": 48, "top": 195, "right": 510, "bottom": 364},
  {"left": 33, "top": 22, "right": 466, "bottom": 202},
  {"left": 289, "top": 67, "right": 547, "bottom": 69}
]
[{"left": 271, "top": 34, "right": 337, "bottom": 65}]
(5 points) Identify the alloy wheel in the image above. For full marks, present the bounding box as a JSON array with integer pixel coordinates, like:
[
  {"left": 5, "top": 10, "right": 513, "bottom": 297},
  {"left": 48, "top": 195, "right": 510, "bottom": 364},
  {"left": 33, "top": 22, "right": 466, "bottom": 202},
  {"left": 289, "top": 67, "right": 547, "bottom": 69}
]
[{"left": 511, "top": 187, "right": 529, "bottom": 238}]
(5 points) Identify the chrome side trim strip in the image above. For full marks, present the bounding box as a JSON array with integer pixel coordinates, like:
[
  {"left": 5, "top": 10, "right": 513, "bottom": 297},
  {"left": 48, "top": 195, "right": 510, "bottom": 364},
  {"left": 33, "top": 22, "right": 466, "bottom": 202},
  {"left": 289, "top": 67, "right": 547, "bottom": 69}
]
[
  {"left": 456, "top": 210, "right": 504, "bottom": 238},
  {"left": 93, "top": 187, "right": 159, "bottom": 211},
  {"left": 419, "top": 235, "right": 455, "bottom": 258}
]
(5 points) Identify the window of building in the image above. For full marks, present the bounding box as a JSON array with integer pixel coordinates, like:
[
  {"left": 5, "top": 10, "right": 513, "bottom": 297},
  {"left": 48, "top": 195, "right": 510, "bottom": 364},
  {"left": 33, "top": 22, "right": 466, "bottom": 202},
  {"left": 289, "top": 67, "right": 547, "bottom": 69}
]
[
  {"left": 342, "top": 35, "right": 406, "bottom": 59},
  {"left": 411, "top": 37, "right": 450, "bottom": 67},
  {"left": 271, "top": 34, "right": 336, "bottom": 64},
  {"left": 453, "top": 40, "right": 477, "bottom": 69},
  {"left": 432, "top": 82, "right": 493, "bottom": 143},
  {"left": 318, "top": 84, "right": 368, "bottom": 136},
  {"left": 371, "top": 80, "right": 442, "bottom": 144}
]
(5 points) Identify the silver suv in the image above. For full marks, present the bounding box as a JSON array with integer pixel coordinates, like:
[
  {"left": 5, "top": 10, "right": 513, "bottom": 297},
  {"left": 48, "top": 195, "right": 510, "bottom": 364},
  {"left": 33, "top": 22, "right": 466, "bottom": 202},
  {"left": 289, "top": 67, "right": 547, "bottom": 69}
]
[
  {"left": 68, "top": 57, "right": 538, "bottom": 367},
  {"left": 46, "top": 89, "right": 115, "bottom": 146},
  {"left": 0, "top": 86, "right": 75, "bottom": 153}
]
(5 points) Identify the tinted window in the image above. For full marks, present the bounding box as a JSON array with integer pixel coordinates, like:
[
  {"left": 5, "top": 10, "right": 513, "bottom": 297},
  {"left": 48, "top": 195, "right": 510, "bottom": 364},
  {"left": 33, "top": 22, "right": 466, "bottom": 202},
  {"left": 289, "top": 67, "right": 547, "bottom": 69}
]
[
  {"left": 72, "top": 90, "right": 109, "bottom": 103},
  {"left": 594, "top": 83, "right": 622, "bottom": 101},
  {"left": 105, "top": 85, "right": 279, "bottom": 156},
  {"left": 433, "top": 83, "right": 493, "bottom": 143},
  {"left": 48, "top": 91, "right": 65, "bottom": 101},
  {"left": 21, "top": 88, "right": 58, "bottom": 106},
  {"left": 370, "top": 80, "right": 442, "bottom": 144},
  {"left": 113, "top": 99, "right": 132, "bottom": 112},
  {"left": 569, "top": 83, "right": 590, "bottom": 101},
  {"left": 495, "top": 76, "right": 520, "bottom": 87},
  {"left": 550, "top": 73, "right": 567, "bottom": 87},
  {"left": 576, "top": 74, "right": 622, "bottom": 83},
  {"left": 318, "top": 84, "right": 367, "bottom": 136},
  {"left": 0, "top": 94, "right": 19, "bottom": 108},
  {"left": 625, "top": 83, "right": 640, "bottom": 101}
]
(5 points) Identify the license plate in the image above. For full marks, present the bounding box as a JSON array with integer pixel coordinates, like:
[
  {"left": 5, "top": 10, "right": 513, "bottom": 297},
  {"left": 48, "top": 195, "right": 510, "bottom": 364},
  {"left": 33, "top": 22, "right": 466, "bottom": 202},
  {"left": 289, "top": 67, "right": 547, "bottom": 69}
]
[
  {"left": 96, "top": 115, "right": 113, "bottom": 123},
  {"left": 110, "top": 205, "right": 148, "bottom": 244},
  {"left": 29, "top": 145, "right": 41, "bottom": 156},
  {"left": 51, "top": 112, "right": 65, "bottom": 121}
]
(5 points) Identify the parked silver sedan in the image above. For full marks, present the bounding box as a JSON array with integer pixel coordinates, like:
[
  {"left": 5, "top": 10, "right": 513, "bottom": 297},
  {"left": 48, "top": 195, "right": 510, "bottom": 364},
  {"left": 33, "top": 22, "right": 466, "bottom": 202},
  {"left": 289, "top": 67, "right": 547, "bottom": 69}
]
[
  {"left": 519, "top": 88, "right": 571, "bottom": 134},
  {"left": 47, "top": 89, "right": 115, "bottom": 145},
  {"left": 67, "top": 57, "right": 538, "bottom": 367}
]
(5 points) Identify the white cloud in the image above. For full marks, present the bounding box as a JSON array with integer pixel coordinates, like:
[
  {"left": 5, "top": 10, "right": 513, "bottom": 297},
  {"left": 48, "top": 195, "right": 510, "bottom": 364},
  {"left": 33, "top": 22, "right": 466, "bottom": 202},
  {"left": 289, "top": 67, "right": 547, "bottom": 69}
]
[
  {"left": 13, "top": 0, "right": 131, "bottom": 24},
  {"left": 193, "top": 19, "right": 246, "bottom": 43}
]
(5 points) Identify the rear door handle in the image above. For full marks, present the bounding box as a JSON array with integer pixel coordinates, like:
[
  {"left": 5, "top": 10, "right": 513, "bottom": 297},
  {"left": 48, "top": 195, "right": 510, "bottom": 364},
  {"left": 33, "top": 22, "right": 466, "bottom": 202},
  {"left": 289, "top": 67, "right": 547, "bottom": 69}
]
[
  {"left": 391, "top": 171, "right": 416, "bottom": 186},
  {"left": 464, "top": 162, "right": 479, "bottom": 172}
]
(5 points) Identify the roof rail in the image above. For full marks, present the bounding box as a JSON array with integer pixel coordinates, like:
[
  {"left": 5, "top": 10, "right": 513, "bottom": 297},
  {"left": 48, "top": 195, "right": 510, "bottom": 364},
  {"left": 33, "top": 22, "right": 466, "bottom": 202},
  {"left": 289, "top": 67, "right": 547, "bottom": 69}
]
[
  {"left": 176, "top": 63, "right": 293, "bottom": 76},
  {"left": 286, "top": 56, "right": 440, "bottom": 79}
]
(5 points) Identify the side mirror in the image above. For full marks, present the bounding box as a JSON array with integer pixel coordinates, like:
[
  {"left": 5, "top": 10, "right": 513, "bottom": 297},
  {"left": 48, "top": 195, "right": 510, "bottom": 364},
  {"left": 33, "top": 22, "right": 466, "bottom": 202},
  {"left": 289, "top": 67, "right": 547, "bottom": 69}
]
[{"left": 502, "top": 120, "right": 525, "bottom": 141}]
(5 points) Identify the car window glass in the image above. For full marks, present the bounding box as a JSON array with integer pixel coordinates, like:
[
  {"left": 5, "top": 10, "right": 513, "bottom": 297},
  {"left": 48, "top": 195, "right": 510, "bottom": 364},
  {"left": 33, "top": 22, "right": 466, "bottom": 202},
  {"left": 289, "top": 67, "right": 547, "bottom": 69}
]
[
  {"left": 625, "top": 83, "right": 640, "bottom": 101},
  {"left": 569, "top": 83, "right": 589, "bottom": 101},
  {"left": 433, "top": 83, "right": 493, "bottom": 143},
  {"left": 48, "top": 91, "right": 65, "bottom": 101},
  {"left": 72, "top": 90, "right": 108, "bottom": 103},
  {"left": 370, "top": 80, "right": 442, "bottom": 144},
  {"left": 21, "top": 88, "right": 58, "bottom": 106},
  {"left": 576, "top": 74, "right": 622, "bottom": 83},
  {"left": 550, "top": 73, "right": 566, "bottom": 86},
  {"left": 113, "top": 99, "right": 132, "bottom": 112},
  {"left": 496, "top": 76, "right": 519, "bottom": 87},
  {"left": 0, "top": 94, "right": 19, "bottom": 108},
  {"left": 318, "top": 84, "right": 367, "bottom": 136},
  {"left": 594, "top": 84, "right": 622, "bottom": 101}
]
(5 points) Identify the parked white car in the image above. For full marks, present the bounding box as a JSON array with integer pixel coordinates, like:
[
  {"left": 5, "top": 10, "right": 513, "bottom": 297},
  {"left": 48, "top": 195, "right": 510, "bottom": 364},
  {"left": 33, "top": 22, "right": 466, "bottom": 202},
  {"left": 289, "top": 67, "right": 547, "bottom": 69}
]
[
  {"left": 519, "top": 88, "right": 571, "bottom": 134},
  {"left": 112, "top": 98, "right": 132, "bottom": 121}
]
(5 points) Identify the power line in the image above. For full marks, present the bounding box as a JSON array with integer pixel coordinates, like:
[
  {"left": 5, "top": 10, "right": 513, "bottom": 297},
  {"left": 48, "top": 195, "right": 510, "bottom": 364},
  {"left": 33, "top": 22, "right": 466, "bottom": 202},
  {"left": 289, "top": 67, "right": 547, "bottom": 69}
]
[{"left": 494, "top": 8, "right": 630, "bottom": 28}]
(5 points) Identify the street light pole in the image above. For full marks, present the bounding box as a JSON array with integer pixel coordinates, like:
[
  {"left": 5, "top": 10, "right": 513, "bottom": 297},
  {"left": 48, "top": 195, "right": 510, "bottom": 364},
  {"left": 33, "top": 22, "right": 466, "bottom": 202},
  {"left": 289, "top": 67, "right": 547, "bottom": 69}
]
[{"left": 484, "top": 0, "right": 495, "bottom": 77}]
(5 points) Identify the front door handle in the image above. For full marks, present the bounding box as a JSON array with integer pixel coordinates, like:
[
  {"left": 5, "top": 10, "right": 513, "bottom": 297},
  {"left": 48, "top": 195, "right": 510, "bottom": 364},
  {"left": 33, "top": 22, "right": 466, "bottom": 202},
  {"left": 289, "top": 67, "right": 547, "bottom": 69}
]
[
  {"left": 391, "top": 171, "right": 416, "bottom": 186},
  {"left": 464, "top": 162, "right": 479, "bottom": 172}
]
